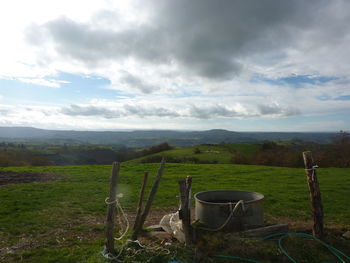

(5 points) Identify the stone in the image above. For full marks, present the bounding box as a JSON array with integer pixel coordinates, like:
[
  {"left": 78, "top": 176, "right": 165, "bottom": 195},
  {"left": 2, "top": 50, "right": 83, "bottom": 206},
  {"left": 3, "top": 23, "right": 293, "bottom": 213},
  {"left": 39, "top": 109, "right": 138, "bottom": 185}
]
[
  {"left": 147, "top": 231, "right": 173, "bottom": 241},
  {"left": 145, "top": 224, "right": 164, "bottom": 231},
  {"left": 342, "top": 231, "right": 350, "bottom": 239}
]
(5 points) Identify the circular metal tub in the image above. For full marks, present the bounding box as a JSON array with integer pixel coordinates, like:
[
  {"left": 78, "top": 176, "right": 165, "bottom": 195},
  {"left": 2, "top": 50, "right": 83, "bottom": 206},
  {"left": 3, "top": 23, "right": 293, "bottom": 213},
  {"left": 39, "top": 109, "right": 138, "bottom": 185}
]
[{"left": 194, "top": 190, "right": 264, "bottom": 230}]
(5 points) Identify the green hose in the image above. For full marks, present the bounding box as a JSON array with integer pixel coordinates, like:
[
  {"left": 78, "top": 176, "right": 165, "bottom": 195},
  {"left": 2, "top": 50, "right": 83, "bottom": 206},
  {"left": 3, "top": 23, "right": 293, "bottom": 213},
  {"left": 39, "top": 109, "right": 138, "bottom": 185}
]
[
  {"left": 262, "top": 232, "right": 350, "bottom": 263},
  {"left": 210, "top": 232, "right": 350, "bottom": 263}
]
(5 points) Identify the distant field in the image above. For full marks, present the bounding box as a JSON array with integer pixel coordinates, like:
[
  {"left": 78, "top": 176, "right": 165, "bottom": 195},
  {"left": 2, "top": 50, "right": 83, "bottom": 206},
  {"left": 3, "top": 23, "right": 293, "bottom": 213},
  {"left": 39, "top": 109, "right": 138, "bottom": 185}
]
[
  {"left": 0, "top": 163, "right": 349, "bottom": 262},
  {"left": 130, "top": 143, "right": 262, "bottom": 164}
]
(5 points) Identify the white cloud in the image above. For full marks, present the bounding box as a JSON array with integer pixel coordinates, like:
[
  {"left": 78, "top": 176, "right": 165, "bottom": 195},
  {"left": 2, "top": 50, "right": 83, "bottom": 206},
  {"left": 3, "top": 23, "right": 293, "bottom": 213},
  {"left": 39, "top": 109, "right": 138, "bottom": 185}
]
[
  {"left": 59, "top": 96, "right": 303, "bottom": 120},
  {"left": 18, "top": 78, "right": 62, "bottom": 88},
  {"left": 0, "top": 0, "right": 350, "bottom": 131},
  {"left": 2, "top": 0, "right": 350, "bottom": 88},
  {"left": 20, "top": 0, "right": 350, "bottom": 82},
  {"left": 0, "top": 100, "right": 348, "bottom": 131}
]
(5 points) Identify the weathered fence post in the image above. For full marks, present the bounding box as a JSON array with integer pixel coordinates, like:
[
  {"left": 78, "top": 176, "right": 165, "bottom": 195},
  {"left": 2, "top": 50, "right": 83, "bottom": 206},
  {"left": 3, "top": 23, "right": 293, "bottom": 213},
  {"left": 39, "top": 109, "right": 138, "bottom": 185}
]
[
  {"left": 131, "top": 159, "right": 165, "bottom": 240},
  {"left": 302, "top": 151, "right": 324, "bottom": 238},
  {"left": 132, "top": 171, "right": 149, "bottom": 231},
  {"left": 104, "top": 162, "right": 120, "bottom": 256},
  {"left": 178, "top": 176, "right": 193, "bottom": 245}
]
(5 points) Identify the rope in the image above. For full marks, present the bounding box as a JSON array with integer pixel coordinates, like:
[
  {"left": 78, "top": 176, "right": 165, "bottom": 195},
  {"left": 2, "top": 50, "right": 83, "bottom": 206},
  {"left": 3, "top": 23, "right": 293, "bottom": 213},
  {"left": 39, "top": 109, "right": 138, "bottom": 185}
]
[
  {"left": 305, "top": 165, "right": 319, "bottom": 181},
  {"left": 104, "top": 193, "right": 129, "bottom": 241},
  {"left": 105, "top": 193, "right": 124, "bottom": 205},
  {"left": 195, "top": 200, "right": 245, "bottom": 232},
  {"left": 103, "top": 194, "right": 349, "bottom": 262},
  {"left": 131, "top": 239, "right": 171, "bottom": 255},
  {"left": 105, "top": 197, "right": 117, "bottom": 205},
  {"left": 102, "top": 193, "right": 170, "bottom": 262},
  {"left": 101, "top": 239, "right": 171, "bottom": 262},
  {"left": 102, "top": 193, "right": 129, "bottom": 262},
  {"left": 114, "top": 198, "right": 129, "bottom": 241},
  {"left": 304, "top": 165, "right": 319, "bottom": 171}
]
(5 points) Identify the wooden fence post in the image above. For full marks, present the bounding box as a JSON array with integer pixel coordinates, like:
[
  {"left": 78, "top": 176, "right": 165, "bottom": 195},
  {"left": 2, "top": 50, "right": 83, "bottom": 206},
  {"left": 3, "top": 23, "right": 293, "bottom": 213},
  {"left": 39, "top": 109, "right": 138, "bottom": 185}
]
[
  {"left": 178, "top": 176, "right": 193, "bottom": 245},
  {"left": 302, "top": 151, "right": 324, "bottom": 238},
  {"left": 131, "top": 159, "right": 165, "bottom": 240},
  {"left": 132, "top": 171, "right": 149, "bottom": 231},
  {"left": 104, "top": 162, "right": 120, "bottom": 256}
]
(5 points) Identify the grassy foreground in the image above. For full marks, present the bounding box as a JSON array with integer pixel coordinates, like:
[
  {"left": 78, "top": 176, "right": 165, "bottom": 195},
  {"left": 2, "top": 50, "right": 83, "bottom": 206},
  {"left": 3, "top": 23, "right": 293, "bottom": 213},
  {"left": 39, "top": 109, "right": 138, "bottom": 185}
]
[{"left": 0, "top": 163, "right": 349, "bottom": 262}]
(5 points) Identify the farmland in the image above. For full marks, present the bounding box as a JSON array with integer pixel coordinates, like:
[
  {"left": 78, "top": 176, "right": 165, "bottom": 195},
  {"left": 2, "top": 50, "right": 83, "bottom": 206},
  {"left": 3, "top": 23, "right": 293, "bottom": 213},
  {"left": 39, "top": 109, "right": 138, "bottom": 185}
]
[
  {"left": 1, "top": 130, "right": 349, "bottom": 168},
  {"left": 1, "top": 163, "right": 349, "bottom": 262},
  {"left": 130, "top": 143, "right": 261, "bottom": 164}
]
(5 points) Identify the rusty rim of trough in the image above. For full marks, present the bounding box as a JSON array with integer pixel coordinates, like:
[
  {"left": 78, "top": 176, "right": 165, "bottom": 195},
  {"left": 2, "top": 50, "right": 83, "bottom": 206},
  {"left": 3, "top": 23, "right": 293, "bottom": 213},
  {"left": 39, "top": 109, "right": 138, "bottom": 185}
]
[{"left": 194, "top": 189, "right": 264, "bottom": 205}]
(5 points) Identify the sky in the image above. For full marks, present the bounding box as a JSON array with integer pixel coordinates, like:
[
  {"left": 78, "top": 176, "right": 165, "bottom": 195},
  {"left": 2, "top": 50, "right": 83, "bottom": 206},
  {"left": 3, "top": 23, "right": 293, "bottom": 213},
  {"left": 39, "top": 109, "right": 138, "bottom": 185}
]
[{"left": 0, "top": 0, "right": 349, "bottom": 131}]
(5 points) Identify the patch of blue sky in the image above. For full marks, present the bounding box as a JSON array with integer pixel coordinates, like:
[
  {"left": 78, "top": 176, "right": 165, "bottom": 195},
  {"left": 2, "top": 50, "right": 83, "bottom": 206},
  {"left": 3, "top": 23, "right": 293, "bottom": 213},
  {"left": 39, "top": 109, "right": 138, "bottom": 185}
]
[
  {"left": 333, "top": 95, "right": 350, "bottom": 101},
  {"left": 57, "top": 72, "right": 137, "bottom": 99},
  {"left": 251, "top": 74, "right": 338, "bottom": 87},
  {"left": 0, "top": 72, "right": 127, "bottom": 105},
  {"left": 279, "top": 75, "right": 337, "bottom": 85},
  {"left": 55, "top": 71, "right": 111, "bottom": 89},
  {"left": 170, "top": 90, "right": 203, "bottom": 98},
  {"left": 318, "top": 95, "right": 350, "bottom": 101}
]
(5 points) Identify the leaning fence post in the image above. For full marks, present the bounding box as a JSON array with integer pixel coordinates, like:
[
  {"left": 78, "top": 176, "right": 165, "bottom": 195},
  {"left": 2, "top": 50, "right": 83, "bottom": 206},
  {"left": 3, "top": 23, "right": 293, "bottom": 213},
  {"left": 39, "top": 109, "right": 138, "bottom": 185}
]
[
  {"left": 178, "top": 176, "right": 193, "bottom": 245},
  {"left": 131, "top": 159, "right": 165, "bottom": 240},
  {"left": 132, "top": 171, "right": 149, "bottom": 231},
  {"left": 302, "top": 151, "right": 324, "bottom": 238},
  {"left": 104, "top": 162, "right": 120, "bottom": 257}
]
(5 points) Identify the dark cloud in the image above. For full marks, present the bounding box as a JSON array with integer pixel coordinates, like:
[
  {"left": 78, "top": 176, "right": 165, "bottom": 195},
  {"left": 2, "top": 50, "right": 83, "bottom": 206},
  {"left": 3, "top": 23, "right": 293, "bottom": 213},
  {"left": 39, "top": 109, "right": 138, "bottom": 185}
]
[
  {"left": 151, "top": 0, "right": 309, "bottom": 79},
  {"left": 60, "top": 104, "right": 246, "bottom": 119},
  {"left": 61, "top": 104, "right": 179, "bottom": 118},
  {"left": 26, "top": 0, "right": 345, "bottom": 82},
  {"left": 26, "top": 17, "right": 170, "bottom": 67},
  {"left": 27, "top": 17, "right": 135, "bottom": 66},
  {"left": 61, "top": 105, "right": 121, "bottom": 118},
  {"left": 119, "top": 71, "right": 158, "bottom": 94},
  {"left": 189, "top": 105, "right": 240, "bottom": 119},
  {"left": 123, "top": 104, "right": 180, "bottom": 117},
  {"left": 258, "top": 104, "right": 300, "bottom": 116},
  {"left": 58, "top": 102, "right": 302, "bottom": 119}
]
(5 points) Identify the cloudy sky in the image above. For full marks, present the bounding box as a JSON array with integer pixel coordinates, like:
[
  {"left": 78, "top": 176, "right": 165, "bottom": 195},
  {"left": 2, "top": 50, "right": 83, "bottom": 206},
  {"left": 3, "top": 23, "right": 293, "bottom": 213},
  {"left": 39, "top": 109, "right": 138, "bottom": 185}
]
[{"left": 0, "top": 0, "right": 349, "bottom": 131}]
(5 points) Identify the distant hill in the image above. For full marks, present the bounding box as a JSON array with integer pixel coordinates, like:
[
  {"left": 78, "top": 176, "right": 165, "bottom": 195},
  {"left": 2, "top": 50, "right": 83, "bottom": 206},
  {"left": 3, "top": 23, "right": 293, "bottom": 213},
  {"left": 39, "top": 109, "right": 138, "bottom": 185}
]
[
  {"left": 0, "top": 127, "right": 337, "bottom": 147},
  {"left": 128, "top": 143, "right": 262, "bottom": 164}
]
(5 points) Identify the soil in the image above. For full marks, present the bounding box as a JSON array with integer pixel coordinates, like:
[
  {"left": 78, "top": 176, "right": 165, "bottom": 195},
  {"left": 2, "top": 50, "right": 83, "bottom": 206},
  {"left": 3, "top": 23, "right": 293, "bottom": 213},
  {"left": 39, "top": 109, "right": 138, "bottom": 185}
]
[{"left": 0, "top": 171, "right": 62, "bottom": 186}]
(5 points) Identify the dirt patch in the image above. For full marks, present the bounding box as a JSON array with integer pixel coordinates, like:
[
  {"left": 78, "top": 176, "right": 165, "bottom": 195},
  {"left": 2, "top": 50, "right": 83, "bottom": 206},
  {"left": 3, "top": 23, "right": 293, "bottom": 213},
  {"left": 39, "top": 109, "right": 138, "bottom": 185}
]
[
  {"left": 0, "top": 209, "right": 177, "bottom": 261},
  {"left": 0, "top": 171, "right": 62, "bottom": 186}
]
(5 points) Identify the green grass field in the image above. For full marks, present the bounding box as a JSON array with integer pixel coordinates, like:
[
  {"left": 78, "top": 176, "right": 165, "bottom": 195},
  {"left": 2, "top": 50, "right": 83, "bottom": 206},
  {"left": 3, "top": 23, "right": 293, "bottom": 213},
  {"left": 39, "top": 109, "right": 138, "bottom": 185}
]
[
  {"left": 0, "top": 163, "right": 349, "bottom": 262},
  {"left": 130, "top": 143, "right": 261, "bottom": 164}
]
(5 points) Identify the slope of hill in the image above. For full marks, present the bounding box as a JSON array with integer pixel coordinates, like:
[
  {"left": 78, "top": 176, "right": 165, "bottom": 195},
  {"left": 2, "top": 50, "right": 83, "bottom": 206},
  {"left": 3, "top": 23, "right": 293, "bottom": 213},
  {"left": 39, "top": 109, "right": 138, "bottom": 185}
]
[
  {"left": 0, "top": 127, "right": 337, "bottom": 147},
  {"left": 129, "top": 143, "right": 262, "bottom": 164}
]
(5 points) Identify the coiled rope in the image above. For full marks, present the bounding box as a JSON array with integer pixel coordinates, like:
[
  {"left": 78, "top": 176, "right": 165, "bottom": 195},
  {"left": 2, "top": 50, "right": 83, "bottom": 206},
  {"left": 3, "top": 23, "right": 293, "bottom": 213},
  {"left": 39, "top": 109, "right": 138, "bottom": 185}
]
[{"left": 101, "top": 194, "right": 170, "bottom": 262}]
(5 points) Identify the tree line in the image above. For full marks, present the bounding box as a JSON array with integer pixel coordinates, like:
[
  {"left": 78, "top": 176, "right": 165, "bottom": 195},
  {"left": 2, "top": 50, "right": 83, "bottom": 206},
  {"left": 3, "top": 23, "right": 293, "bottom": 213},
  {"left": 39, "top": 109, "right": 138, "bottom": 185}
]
[
  {"left": 0, "top": 132, "right": 349, "bottom": 168},
  {"left": 0, "top": 142, "right": 173, "bottom": 167},
  {"left": 231, "top": 131, "right": 350, "bottom": 168}
]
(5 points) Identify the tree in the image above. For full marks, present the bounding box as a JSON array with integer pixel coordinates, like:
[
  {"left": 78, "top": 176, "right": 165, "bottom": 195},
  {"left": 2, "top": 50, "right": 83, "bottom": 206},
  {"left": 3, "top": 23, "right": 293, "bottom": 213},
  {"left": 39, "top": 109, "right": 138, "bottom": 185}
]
[{"left": 193, "top": 147, "right": 201, "bottom": 154}]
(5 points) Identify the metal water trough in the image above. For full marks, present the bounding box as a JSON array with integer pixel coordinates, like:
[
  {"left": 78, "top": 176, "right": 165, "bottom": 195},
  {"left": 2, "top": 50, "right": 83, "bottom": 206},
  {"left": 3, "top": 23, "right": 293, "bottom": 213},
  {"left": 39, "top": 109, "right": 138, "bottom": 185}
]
[{"left": 194, "top": 190, "right": 264, "bottom": 231}]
